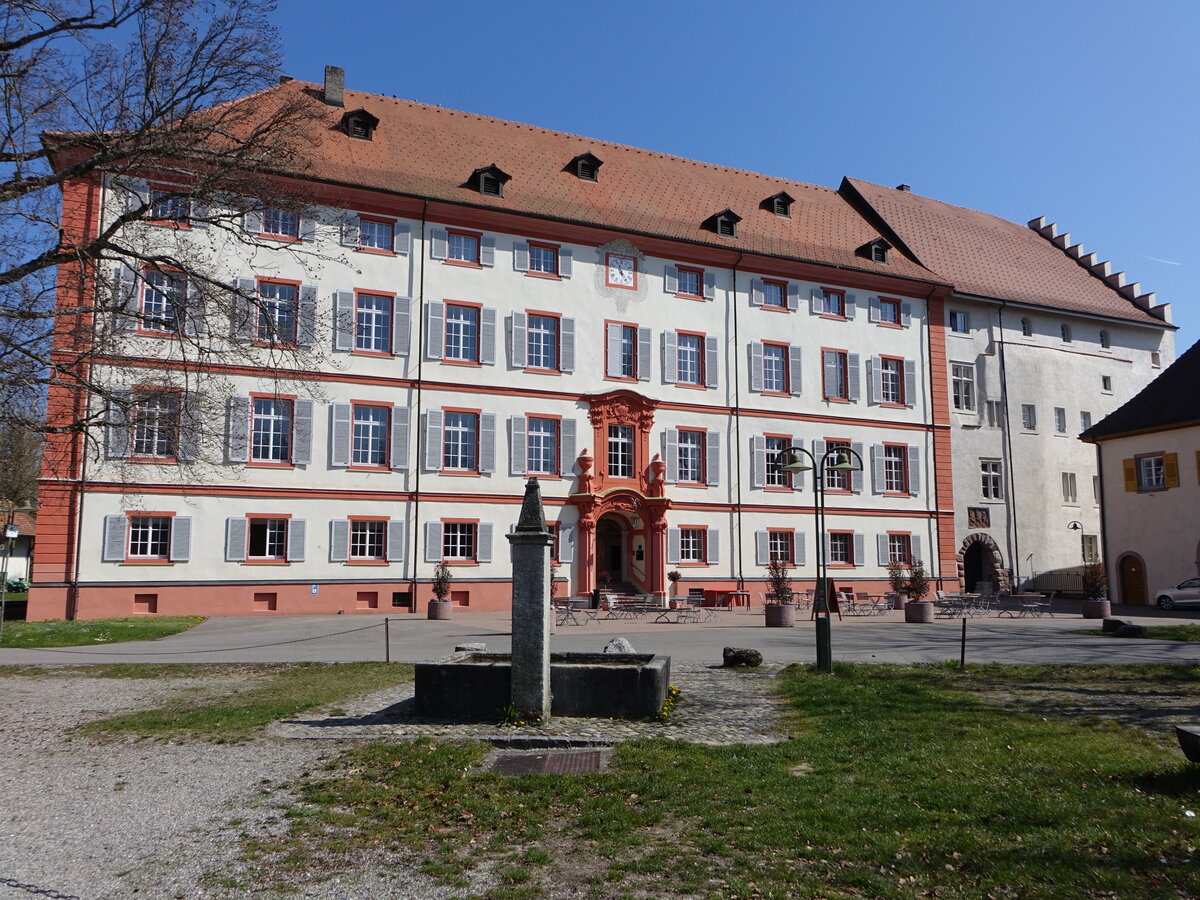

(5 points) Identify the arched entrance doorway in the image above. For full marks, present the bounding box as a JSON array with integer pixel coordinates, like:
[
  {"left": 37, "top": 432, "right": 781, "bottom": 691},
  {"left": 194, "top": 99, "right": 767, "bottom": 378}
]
[
  {"left": 1119, "top": 554, "right": 1147, "bottom": 605},
  {"left": 963, "top": 542, "right": 988, "bottom": 592},
  {"left": 956, "top": 533, "right": 1008, "bottom": 592},
  {"left": 596, "top": 514, "right": 629, "bottom": 587}
]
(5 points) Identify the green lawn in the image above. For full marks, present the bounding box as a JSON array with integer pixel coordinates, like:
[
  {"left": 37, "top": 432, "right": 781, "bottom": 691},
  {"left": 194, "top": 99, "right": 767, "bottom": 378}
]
[
  {"left": 0, "top": 616, "right": 203, "bottom": 648},
  {"left": 1079, "top": 624, "right": 1200, "bottom": 642},
  {"left": 258, "top": 663, "right": 1200, "bottom": 899}
]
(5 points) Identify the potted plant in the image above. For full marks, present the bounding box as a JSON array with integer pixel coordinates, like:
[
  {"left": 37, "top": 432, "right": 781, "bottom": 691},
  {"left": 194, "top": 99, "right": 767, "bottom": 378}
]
[
  {"left": 764, "top": 558, "right": 796, "bottom": 627},
  {"left": 886, "top": 560, "right": 908, "bottom": 610},
  {"left": 667, "top": 570, "right": 682, "bottom": 607},
  {"left": 902, "top": 559, "right": 934, "bottom": 623},
  {"left": 550, "top": 562, "right": 562, "bottom": 598},
  {"left": 1080, "top": 560, "right": 1110, "bottom": 619},
  {"left": 428, "top": 561, "right": 453, "bottom": 620}
]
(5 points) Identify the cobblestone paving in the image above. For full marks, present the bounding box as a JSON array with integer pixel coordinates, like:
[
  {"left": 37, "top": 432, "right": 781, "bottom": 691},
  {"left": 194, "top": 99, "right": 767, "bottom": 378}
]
[{"left": 269, "top": 661, "right": 791, "bottom": 746}]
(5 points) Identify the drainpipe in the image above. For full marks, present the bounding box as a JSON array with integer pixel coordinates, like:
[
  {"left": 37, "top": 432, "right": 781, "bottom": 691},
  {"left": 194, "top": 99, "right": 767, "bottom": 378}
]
[
  {"left": 408, "top": 200, "right": 429, "bottom": 612},
  {"left": 995, "top": 302, "right": 1021, "bottom": 587},
  {"left": 729, "top": 253, "right": 744, "bottom": 590}
]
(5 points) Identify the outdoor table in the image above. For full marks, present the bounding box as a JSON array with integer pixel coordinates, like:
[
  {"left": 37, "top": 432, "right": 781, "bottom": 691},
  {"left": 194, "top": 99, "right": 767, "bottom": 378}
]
[
  {"left": 653, "top": 607, "right": 702, "bottom": 624},
  {"left": 724, "top": 591, "right": 750, "bottom": 608},
  {"left": 1015, "top": 593, "right": 1051, "bottom": 617}
]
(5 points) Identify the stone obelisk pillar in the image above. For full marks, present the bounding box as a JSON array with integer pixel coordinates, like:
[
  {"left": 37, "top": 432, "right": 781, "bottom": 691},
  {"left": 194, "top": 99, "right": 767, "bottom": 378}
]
[{"left": 506, "top": 477, "right": 554, "bottom": 720}]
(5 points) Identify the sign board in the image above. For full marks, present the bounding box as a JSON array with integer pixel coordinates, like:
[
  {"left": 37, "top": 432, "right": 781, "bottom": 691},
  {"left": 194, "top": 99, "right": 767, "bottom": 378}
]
[
  {"left": 310, "top": 584, "right": 319, "bottom": 595},
  {"left": 4, "top": 524, "right": 17, "bottom": 540}
]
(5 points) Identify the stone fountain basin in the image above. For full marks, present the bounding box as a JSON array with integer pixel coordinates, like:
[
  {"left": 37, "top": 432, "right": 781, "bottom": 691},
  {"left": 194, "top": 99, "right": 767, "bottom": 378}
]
[{"left": 414, "top": 652, "right": 671, "bottom": 720}]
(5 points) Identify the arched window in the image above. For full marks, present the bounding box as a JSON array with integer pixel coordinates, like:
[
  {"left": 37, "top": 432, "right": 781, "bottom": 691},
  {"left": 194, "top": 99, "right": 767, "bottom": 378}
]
[
  {"left": 1060, "top": 323, "right": 1072, "bottom": 343},
  {"left": 1020, "top": 317, "right": 1032, "bottom": 337},
  {"left": 1099, "top": 330, "right": 1110, "bottom": 349}
]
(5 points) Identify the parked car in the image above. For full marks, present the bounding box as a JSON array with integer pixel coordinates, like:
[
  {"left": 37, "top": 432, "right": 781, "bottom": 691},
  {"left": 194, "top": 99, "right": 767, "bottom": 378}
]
[{"left": 1155, "top": 578, "right": 1200, "bottom": 609}]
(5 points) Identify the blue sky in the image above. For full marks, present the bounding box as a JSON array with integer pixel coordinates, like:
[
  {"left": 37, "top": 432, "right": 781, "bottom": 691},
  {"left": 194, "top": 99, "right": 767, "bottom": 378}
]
[{"left": 278, "top": 0, "right": 1198, "bottom": 352}]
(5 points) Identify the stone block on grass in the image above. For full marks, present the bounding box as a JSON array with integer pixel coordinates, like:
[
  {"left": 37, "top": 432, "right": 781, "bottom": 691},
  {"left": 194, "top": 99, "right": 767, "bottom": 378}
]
[
  {"left": 1114, "top": 623, "right": 1147, "bottom": 638},
  {"left": 723, "top": 647, "right": 763, "bottom": 668},
  {"left": 1101, "top": 617, "right": 1131, "bottom": 634}
]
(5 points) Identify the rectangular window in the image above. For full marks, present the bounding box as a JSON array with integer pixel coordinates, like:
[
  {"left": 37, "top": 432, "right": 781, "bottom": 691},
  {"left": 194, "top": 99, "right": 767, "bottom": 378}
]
[
  {"left": 677, "top": 429, "right": 705, "bottom": 483},
  {"left": 262, "top": 208, "right": 300, "bottom": 239},
  {"left": 985, "top": 400, "right": 1004, "bottom": 428},
  {"left": 128, "top": 516, "right": 171, "bottom": 559},
  {"left": 1021, "top": 404, "right": 1037, "bottom": 431},
  {"left": 442, "top": 411, "right": 478, "bottom": 471},
  {"left": 251, "top": 397, "right": 292, "bottom": 463},
  {"left": 1080, "top": 410, "right": 1092, "bottom": 431},
  {"left": 528, "top": 242, "right": 558, "bottom": 276},
  {"left": 140, "top": 270, "right": 185, "bottom": 332},
  {"left": 447, "top": 230, "right": 480, "bottom": 264},
  {"left": 352, "top": 404, "right": 389, "bottom": 467},
  {"left": 883, "top": 445, "right": 908, "bottom": 493},
  {"left": 823, "top": 350, "right": 849, "bottom": 400},
  {"left": 355, "top": 293, "right": 392, "bottom": 354},
  {"left": 762, "top": 279, "right": 786, "bottom": 309},
  {"left": 949, "top": 309, "right": 969, "bottom": 333},
  {"left": 820, "top": 289, "right": 846, "bottom": 317},
  {"left": 679, "top": 527, "right": 706, "bottom": 563},
  {"left": 608, "top": 425, "right": 634, "bottom": 478},
  {"left": 675, "top": 266, "right": 702, "bottom": 298},
  {"left": 1054, "top": 407, "right": 1067, "bottom": 434},
  {"left": 887, "top": 533, "right": 912, "bottom": 565},
  {"left": 527, "top": 416, "right": 557, "bottom": 475},
  {"left": 359, "top": 217, "right": 394, "bottom": 251},
  {"left": 1093, "top": 475, "right": 1100, "bottom": 503},
  {"left": 1061, "top": 471, "right": 1078, "bottom": 504},
  {"left": 1151, "top": 351, "right": 1162, "bottom": 368},
  {"left": 880, "top": 357, "right": 903, "bottom": 404},
  {"left": 768, "top": 530, "right": 793, "bottom": 563},
  {"left": 149, "top": 189, "right": 189, "bottom": 222},
  {"left": 247, "top": 518, "right": 287, "bottom": 560},
  {"left": 445, "top": 304, "right": 480, "bottom": 362},
  {"left": 349, "top": 520, "right": 385, "bottom": 560},
  {"left": 1101, "top": 375, "right": 1113, "bottom": 393},
  {"left": 981, "top": 459, "right": 1003, "bottom": 500},
  {"left": 131, "top": 393, "right": 179, "bottom": 458},
  {"left": 527, "top": 314, "right": 559, "bottom": 370},
  {"left": 257, "top": 281, "right": 298, "bottom": 344},
  {"left": 879, "top": 298, "right": 901, "bottom": 325},
  {"left": 824, "top": 439, "right": 851, "bottom": 491},
  {"left": 951, "top": 364, "right": 976, "bottom": 411},
  {"left": 617, "top": 325, "right": 636, "bottom": 378},
  {"left": 443, "top": 521, "right": 477, "bottom": 561},
  {"left": 828, "top": 532, "right": 853, "bottom": 565},
  {"left": 1082, "top": 534, "right": 1099, "bottom": 561},
  {"left": 763, "top": 344, "right": 788, "bottom": 393},
  {"left": 677, "top": 333, "right": 703, "bottom": 385},
  {"left": 1138, "top": 456, "right": 1165, "bottom": 490},
  {"left": 764, "top": 435, "right": 791, "bottom": 488}
]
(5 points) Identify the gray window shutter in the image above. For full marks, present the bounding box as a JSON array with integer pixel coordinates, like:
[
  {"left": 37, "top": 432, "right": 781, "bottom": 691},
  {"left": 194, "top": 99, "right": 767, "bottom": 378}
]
[
  {"left": 480, "top": 412, "right": 496, "bottom": 474},
  {"left": 755, "top": 531, "right": 769, "bottom": 566},
  {"left": 663, "top": 429, "right": 679, "bottom": 483},
  {"left": 509, "top": 415, "right": 527, "bottom": 476},
  {"left": 299, "top": 214, "right": 318, "bottom": 242},
  {"left": 786, "top": 283, "right": 800, "bottom": 312},
  {"left": 877, "top": 533, "right": 890, "bottom": 566},
  {"left": 390, "top": 406, "right": 409, "bottom": 471},
  {"left": 292, "top": 399, "right": 313, "bottom": 465},
  {"left": 750, "top": 279, "right": 763, "bottom": 306},
  {"left": 424, "top": 410, "right": 443, "bottom": 471},
  {"left": 424, "top": 521, "right": 443, "bottom": 562},
  {"left": 708, "top": 529, "right": 720, "bottom": 564},
  {"left": 751, "top": 434, "right": 766, "bottom": 489},
  {"left": 189, "top": 198, "right": 209, "bottom": 229},
  {"left": 480, "top": 236, "right": 496, "bottom": 267},
  {"left": 667, "top": 527, "right": 681, "bottom": 565},
  {"left": 662, "top": 331, "right": 678, "bottom": 384},
  {"left": 387, "top": 520, "right": 405, "bottom": 562},
  {"left": 853, "top": 533, "right": 864, "bottom": 566},
  {"left": 822, "top": 350, "right": 838, "bottom": 398},
  {"left": 790, "top": 438, "right": 805, "bottom": 491},
  {"left": 749, "top": 342, "right": 764, "bottom": 392},
  {"left": 393, "top": 297, "right": 411, "bottom": 357},
  {"left": 560, "top": 419, "right": 576, "bottom": 477},
  {"left": 908, "top": 445, "right": 921, "bottom": 495},
  {"left": 868, "top": 357, "right": 881, "bottom": 405},
  {"left": 509, "top": 312, "right": 527, "bottom": 368},
  {"left": 847, "top": 353, "right": 861, "bottom": 402},
  {"left": 330, "top": 403, "right": 352, "bottom": 467},
  {"left": 851, "top": 442, "right": 865, "bottom": 493},
  {"left": 706, "top": 431, "right": 721, "bottom": 486},
  {"left": 430, "top": 229, "right": 448, "bottom": 259},
  {"left": 606, "top": 324, "right": 622, "bottom": 378},
  {"left": 871, "top": 444, "right": 885, "bottom": 494},
  {"left": 393, "top": 223, "right": 411, "bottom": 255},
  {"left": 242, "top": 209, "right": 263, "bottom": 235},
  {"left": 184, "top": 281, "right": 207, "bottom": 338},
  {"left": 904, "top": 360, "right": 917, "bottom": 407},
  {"left": 226, "top": 396, "right": 250, "bottom": 463},
  {"left": 477, "top": 522, "right": 493, "bottom": 563},
  {"left": 557, "top": 524, "right": 574, "bottom": 563},
  {"left": 911, "top": 534, "right": 922, "bottom": 564},
  {"left": 869, "top": 296, "right": 881, "bottom": 323},
  {"left": 795, "top": 533, "right": 806, "bottom": 567},
  {"left": 810, "top": 287, "right": 823, "bottom": 315},
  {"left": 480, "top": 307, "right": 497, "bottom": 365},
  {"left": 287, "top": 518, "right": 306, "bottom": 562},
  {"left": 340, "top": 215, "right": 360, "bottom": 247},
  {"left": 105, "top": 391, "right": 132, "bottom": 459},
  {"left": 231, "top": 277, "right": 257, "bottom": 341},
  {"left": 560, "top": 317, "right": 576, "bottom": 373},
  {"left": 225, "top": 517, "right": 248, "bottom": 562},
  {"left": 177, "top": 392, "right": 201, "bottom": 463},
  {"left": 789, "top": 345, "right": 803, "bottom": 396},
  {"left": 823, "top": 532, "right": 832, "bottom": 564},
  {"left": 114, "top": 263, "right": 138, "bottom": 330},
  {"left": 297, "top": 285, "right": 318, "bottom": 347},
  {"left": 637, "top": 327, "right": 652, "bottom": 381},
  {"left": 559, "top": 248, "right": 573, "bottom": 278},
  {"left": 664, "top": 265, "right": 678, "bottom": 294},
  {"left": 333, "top": 291, "right": 355, "bottom": 351},
  {"left": 169, "top": 516, "right": 192, "bottom": 562},
  {"left": 703, "top": 272, "right": 716, "bottom": 301},
  {"left": 103, "top": 515, "right": 128, "bottom": 562},
  {"left": 425, "top": 301, "right": 445, "bottom": 360},
  {"left": 845, "top": 293, "right": 858, "bottom": 320},
  {"left": 513, "top": 241, "right": 530, "bottom": 272},
  {"left": 901, "top": 302, "right": 912, "bottom": 327},
  {"left": 330, "top": 519, "right": 350, "bottom": 562},
  {"left": 705, "top": 335, "right": 719, "bottom": 389}
]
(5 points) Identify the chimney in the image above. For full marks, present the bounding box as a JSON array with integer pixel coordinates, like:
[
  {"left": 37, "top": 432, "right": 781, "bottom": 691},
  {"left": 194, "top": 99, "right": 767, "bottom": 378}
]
[
  {"left": 896, "top": 183, "right": 911, "bottom": 192},
  {"left": 323, "top": 65, "right": 344, "bottom": 107}
]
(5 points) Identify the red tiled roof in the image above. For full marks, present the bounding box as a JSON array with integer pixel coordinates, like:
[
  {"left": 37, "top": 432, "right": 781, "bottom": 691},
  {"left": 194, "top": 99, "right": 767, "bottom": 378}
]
[
  {"left": 7, "top": 509, "right": 35, "bottom": 536},
  {"left": 842, "top": 178, "right": 1165, "bottom": 325}
]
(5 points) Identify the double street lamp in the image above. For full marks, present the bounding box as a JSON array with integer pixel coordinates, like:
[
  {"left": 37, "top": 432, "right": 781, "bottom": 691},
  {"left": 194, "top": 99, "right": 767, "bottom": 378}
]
[{"left": 776, "top": 444, "right": 864, "bottom": 674}]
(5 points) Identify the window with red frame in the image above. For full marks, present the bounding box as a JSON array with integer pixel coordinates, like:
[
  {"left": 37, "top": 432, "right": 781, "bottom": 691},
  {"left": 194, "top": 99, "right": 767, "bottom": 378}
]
[
  {"left": 248, "top": 518, "right": 288, "bottom": 560},
  {"left": 677, "top": 429, "right": 705, "bottom": 483},
  {"left": 447, "top": 230, "right": 480, "bottom": 264},
  {"left": 128, "top": 516, "right": 172, "bottom": 559},
  {"left": 878, "top": 298, "right": 902, "bottom": 325},
  {"left": 442, "top": 411, "right": 478, "bottom": 471},
  {"left": 768, "top": 530, "right": 794, "bottom": 563},
  {"left": 140, "top": 269, "right": 185, "bottom": 333},
  {"left": 149, "top": 189, "right": 189, "bottom": 223},
  {"left": 352, "top": 404, "right": 389, "bottom": 467},
  {"left": 828, "top": 532, "right": 854, "bottom": 565},
  {"left": 528, "top": 242, "right": 558, "bottom": 276},
  {"left": 823, "top": 440, "right": 852, "bottom": 491},
  {"left": 763, "top": 344, "right": 788, "bottom": 393},
  {"left": 819, "top": 289, "right": 846, "bottom": 317},
  {"left": 263, "top": 208, "right": 300, "bottom": 239},
  {"left": 443, "top": 521, "right": 477, "bottom": 561},
  {"left": 526, "top": 416, "right": 557, "bottom": 475},
  {"left": 879, "top": 357, "right": 904, "bottom": 404},
  {"left": 762, "top": 279, "right": 787, "bottom": 309},
  {"left": 883, "top": 445, "right": 908, "bottom": 493},
  {"left": 131, "top": 393, "right": 180, "bottom": 459},
  {"left": 679, "top": 527, "right": 707, "bottom": 563},
  {"left": 256, "top": 282, "right": 298, "bottom": 343},
  {"left": 350, "top": 520, "right": 386, "bottom": 560},
  {"left": 887, "top": 533, "right": 912, "bottom": 565},
  {"left": 822, "top": 350, "right": 850, "bottom": 400},
  {"left": 355, "top": 293, "right": 392, "bottom": 354},
  {"left": 676, "top": 333, "right": 703, "bottom": 385},
  {"left": 527, "top": 314, "right": 559, "bottom": 370},
  {"left": 358, "top": 217, "right": 394, "bottom": 252},
  {"left": 445, "top": 304, "right": 480, "bottom": 362},
  {"left": 764, "top": 435, "right": 792, "bottom": 488},
  {"left": 251, "top": 398, "right": 293, "bottom": 463},
  {"left": 675, "top": 266, "right": 703, "bottom": 298}
]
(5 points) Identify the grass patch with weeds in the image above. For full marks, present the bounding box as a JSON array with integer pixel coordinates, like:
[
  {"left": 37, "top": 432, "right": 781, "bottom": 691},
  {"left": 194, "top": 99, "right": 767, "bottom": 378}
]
[
  {"left": 76, "top": 662, "right": 413, "bottom": 741},
  {"left": 1079, "top": 624, "right": 1200, "bottom": 642},
  {"left": 261, "top": 663, "right": 1200, "bottom": 899},
  {"left": 0, "top": 616, "right": 203, "bottom": 648}
]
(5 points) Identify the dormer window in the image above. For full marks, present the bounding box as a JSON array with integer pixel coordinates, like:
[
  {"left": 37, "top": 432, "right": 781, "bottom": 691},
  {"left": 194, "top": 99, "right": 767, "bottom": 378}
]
[
  {"left": 567, "top": 152, "right": 602, "bottom": 182},
  {"left": 467, "top": 165, "right": 510, "bottom": 198},
  {"left": 859, "top": 238, "right": 891, "bottom": 264},
  {"left": 703, "top": 209, "right": 741, "bottom": 238},
  {"left": 340, "top": 108, "right": 379, "bottom": 141},
  {"left": 761, "top": 191, "right": 794, "bottom": 217}
]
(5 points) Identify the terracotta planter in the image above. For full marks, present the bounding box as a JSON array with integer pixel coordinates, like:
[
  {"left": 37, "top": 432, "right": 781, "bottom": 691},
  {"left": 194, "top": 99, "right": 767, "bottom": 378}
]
[
  {"left": 427, "top": 598, "right": 453, "bottom": 620},
  {"left": 904, "top": 600, "right": 934, "bottom": 623},
  {"left": 1082, "top": 598, "right": 1111, "bottom": 619},
  {"left": 765, "top": 603, "right": 796, "bottom": 627}
]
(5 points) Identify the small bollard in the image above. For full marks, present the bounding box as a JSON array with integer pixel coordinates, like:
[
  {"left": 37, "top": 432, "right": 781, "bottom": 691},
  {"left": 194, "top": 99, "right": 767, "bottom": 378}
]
[
  {"left": 960, "top": 617, "right": 967, "bottom": 668},
  {"left": 384, "top": 617, "right": 390, "bottom": 663}
]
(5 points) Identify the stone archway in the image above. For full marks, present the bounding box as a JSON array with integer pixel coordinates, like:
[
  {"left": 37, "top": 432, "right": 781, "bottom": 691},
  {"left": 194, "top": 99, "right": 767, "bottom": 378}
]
[
  {"left": 956, "top": 533, "right": 1009, "bottom": 591},
  {"left": 570, "top": 488, "right": 670, "bottom": 597}
]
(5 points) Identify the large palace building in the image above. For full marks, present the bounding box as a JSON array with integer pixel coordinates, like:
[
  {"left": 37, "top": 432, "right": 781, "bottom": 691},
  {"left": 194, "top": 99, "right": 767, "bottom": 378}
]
[{"left": 27, "top": 68, "right": 1174, "bottom": 619}]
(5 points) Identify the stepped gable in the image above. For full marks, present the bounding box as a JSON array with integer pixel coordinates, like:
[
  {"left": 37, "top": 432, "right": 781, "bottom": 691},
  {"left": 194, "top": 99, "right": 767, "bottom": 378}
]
[
  {"left": 1082, "top": 339, "right": 1200, "bottom": 441},
  {"left": 841, "top": 177, "right": 1168, "bottom": 325}
]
